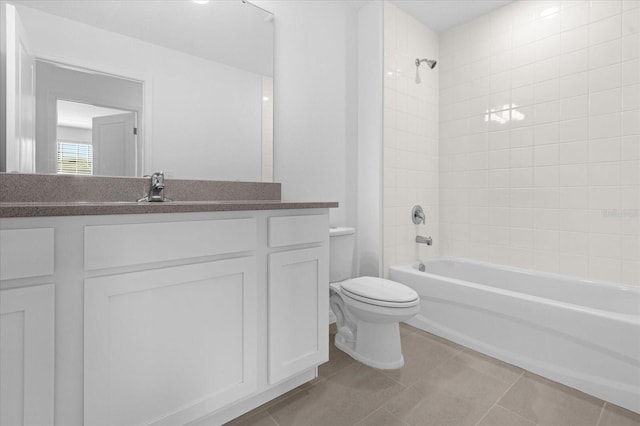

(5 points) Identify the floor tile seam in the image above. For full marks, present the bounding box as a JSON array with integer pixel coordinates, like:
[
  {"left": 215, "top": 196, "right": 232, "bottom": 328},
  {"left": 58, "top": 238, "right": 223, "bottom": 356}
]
[
  {"left": 520, "top": 369, "right": 609, "bottom": 406},
  {"left": 320, "top": 361, "right": 407, "bottom": 399},
  {"left": 378, "top": 348, "right": 468, "bottom": 389},
  {"left": 427, "top": 341, "right": 467, "bottom": 371},
  {"left": 448, "top": 350, "right": 525, "bottom": 386},
  {"left": 361, "top": 366, "right": 408, "bottom": 391},
  {"left": 494, "top": 403, "right": 540, "bottom": 426},
  {"left": 352, "top": 407, "right": 390, "bottom": 426},
  {"left": 381, "top": 377, "right": 434, "bottom": 423},
  {"left": 594, "top": 402, "right": 607, "bottom": 426},
  {"left": 406, "top": 328, "right": 465, "bottom": 352},
  {"left": 319, "top": 358, "right": 356, "bottom": 381},
  {"left": 382, "top": 407, "right": 411, "bottom": 426},
  {"left": 265, "top": 410, "right": 281, "bottom": 426},
  {"left": 474, "top": 371, "right": 526, "bottom": 426},
  {"left": 385, "top": 375, "right": 500, "bottom": 424},
  {"left": 420, "top": 346, "right": 487, "bottom": 385}
]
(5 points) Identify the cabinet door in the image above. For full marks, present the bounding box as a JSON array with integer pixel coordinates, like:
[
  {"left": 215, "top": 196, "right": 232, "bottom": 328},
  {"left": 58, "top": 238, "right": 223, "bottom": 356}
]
[
  {"left": 84, "top": 257, "right": 257, "bottom": 426},
  {"left": 0, "top": 284, "right": 55, "bottom": 426},
  {"left": 268, "top": 247, "right": 328, "bottom": 384}
]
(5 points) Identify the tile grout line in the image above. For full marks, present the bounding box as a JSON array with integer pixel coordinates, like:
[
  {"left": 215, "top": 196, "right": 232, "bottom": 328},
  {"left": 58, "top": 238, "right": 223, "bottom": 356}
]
[
  {"left": 353, "top": 407, "right": 382, "bottom": 425},
  {"left": 449, "top": 347, "right": 527, "bottom": 382},
  {"left": 382, "top": 407, "right": 411, "bottom": 426},
  {"left": 382, "top": 335, "right": 465, "bottom": 388},
  {"left": 266, "top": 410, "right": 281, "bottom": 426},
  {"left": 595, "top": 402, "right": 607, "bottom": 426},
  {"left": 473, "top": 370, "right": 525, "bottom": 426},
  {"left": 494, "top": 404, "right": 539, "bottom": 426},
  {"left": 353, "top": 407, "right": 397, "bottom": 426}
]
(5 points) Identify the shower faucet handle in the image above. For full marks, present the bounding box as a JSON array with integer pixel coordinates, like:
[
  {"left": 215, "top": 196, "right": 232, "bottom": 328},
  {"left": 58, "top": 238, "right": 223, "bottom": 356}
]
[{"left": 412, "top": 205, "right": 426, "bottom": 225}]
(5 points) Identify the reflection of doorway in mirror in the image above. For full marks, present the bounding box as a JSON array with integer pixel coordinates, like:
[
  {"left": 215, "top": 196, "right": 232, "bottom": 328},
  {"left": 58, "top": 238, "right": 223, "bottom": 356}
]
[
  {"left": 56, "top": 100, "right": 136, "bottom": 176},
  {"left": 262, "top": 76, "right": 273, "bottom": 182},
  {"left": 36, "top": 60, "right": 143, "bottom": 176}
]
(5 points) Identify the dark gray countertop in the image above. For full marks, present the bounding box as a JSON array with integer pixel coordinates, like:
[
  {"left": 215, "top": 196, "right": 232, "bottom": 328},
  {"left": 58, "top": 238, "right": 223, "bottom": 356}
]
[
  {"left": 0, "top": 200, "right": 339, "bottom": 218},
  {"left": 0, "top": 173, "right": 338, "bottom": 217}
]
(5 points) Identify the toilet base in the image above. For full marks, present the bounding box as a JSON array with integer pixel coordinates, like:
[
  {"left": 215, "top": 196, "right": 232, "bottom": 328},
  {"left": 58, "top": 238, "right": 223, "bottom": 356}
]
[{"left": 334, "top": 320, "right": 405, "bottom": 370}]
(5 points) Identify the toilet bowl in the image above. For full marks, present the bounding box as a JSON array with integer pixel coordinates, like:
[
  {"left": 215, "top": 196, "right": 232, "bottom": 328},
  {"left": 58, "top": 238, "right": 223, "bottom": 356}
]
[{"left": 329, "top": 227, "right": 420, "bottom": 369}]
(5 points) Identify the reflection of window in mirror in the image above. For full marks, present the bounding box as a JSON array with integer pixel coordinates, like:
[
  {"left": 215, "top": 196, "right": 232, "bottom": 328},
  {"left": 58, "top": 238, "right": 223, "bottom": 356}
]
[
  {"left": 56, "top": 100, "right": 135, "bottom": 176},
  {"left": 57, "top": 141, "right": 92, "bottom": 175}
]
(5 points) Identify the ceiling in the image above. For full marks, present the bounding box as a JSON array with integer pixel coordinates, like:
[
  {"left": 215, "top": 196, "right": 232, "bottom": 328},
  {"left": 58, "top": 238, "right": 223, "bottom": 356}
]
[
  {"left": 391, "top": 0, "right": 513, "bottom": 33},
  {"left": 57, "top": 100, "right": 130, "bottom": 129}
]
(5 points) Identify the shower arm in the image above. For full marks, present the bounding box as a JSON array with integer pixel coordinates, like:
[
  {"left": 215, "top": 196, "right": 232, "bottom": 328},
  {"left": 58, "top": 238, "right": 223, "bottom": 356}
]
[{"left": 415, "top": 58, "right": 437, "bottom": 69}]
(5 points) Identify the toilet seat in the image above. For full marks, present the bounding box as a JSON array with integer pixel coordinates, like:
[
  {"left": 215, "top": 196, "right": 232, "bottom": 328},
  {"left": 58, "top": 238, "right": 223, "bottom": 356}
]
[{"left": 341, "top": 277, "right": 419, "bottom": 308}]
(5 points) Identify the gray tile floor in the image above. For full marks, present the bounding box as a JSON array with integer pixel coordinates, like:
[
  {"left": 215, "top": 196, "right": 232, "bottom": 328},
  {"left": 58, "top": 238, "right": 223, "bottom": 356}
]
[{"left": 226, "top": 324, "right": 640, "bottom": 426}]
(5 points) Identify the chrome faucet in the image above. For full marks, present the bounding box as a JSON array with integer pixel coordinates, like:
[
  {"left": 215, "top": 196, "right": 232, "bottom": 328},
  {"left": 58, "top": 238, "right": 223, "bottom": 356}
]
[
  {"left": 138, "top": 171, "right": 169, "bottom": 202},
  {"left": 416, "top": 235, "right": 432, "bottom": 245}
]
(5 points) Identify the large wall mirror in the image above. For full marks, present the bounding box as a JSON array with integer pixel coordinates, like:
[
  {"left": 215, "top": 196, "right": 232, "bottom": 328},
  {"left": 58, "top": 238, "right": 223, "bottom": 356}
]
[{"left": 1, "top": 0, "right": 274, "bottom": 182}]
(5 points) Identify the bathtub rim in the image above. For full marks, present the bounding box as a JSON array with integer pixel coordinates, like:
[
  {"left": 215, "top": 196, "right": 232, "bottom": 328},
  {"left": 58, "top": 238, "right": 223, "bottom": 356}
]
[{"left": 389, "top": 257, "right": 640, "bottom": 324}]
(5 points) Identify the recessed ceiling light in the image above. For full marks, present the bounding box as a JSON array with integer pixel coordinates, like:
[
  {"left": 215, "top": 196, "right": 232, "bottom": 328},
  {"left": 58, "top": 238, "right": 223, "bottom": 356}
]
[{"left": 192, "top": 0, "right": 210, "bottom": 4}]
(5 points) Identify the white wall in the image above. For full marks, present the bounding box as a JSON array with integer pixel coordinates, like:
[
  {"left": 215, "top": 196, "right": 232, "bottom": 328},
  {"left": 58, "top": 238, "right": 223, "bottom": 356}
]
[
  {"left": 439, "top": 0, "right": 639, "bottom": 285},
  {"left": 22, "top": 0, "right": 360, "bottom": 233},
  {"left": 16, "top": 4, "right": 263, "bottom": 182},
  {"left": 255, "top": 1, "right": 359, "bottom": 228},
  {"left": 357, "top": 1, "right": 384, "bottom": 277},
  {"left": 383, "top": 2, "right": 440, "bottom": 276},
  {"left": 57, "top": 126, "right": 91, "bottom": 144}
]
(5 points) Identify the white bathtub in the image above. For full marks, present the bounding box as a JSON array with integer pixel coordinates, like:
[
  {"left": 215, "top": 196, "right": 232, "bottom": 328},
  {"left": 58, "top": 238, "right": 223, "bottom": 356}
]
[{"left": 389, "top": 258, "right": 640, "bottom": 413}]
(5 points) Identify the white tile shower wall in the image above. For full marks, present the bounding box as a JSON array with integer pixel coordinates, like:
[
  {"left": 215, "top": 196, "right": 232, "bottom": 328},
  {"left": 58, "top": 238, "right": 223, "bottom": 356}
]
[
  {"left": 439, "top": 0, "right": 640, "bottom": 285},
  {"left": 383, "top": 2, "right": 439, "bottom": 276}
]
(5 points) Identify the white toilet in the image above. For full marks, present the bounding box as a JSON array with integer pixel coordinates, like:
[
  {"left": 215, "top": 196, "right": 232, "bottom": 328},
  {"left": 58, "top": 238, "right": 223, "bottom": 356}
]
[{"left": 329, "top": 227, "right": 420, "bottom": 369}]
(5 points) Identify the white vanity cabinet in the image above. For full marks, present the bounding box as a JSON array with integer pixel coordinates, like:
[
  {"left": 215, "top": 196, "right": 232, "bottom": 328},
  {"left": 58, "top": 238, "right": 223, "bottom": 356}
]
[
  {"left": 83, "top": 219, "right": 259, "bottom": 426},
  {"left": 0, "top": 208, "right": 330, "bottom": 426},
  {"left": 0, "top": 228, "right": 55, "bottom": 426},
  {"left": 267, "top": 215, "right": 329, "bottom": 385},
  {"left": 0, "top": 284, "right": 55, "bottom": 426}
]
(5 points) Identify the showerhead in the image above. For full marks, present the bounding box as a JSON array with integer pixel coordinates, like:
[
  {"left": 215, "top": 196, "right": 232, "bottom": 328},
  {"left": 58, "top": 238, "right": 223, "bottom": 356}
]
[
  {"left": 415, "top": 58, "right": 437, "bottom": 84},
  {"left": 415, "top": 58, "right": 437, "bottom": 69}
]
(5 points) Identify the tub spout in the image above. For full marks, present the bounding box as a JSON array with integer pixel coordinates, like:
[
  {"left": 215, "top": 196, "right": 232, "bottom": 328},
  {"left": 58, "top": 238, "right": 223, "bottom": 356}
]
[{"left": 416, "top": 235, "right": 432, "bottom": 245}]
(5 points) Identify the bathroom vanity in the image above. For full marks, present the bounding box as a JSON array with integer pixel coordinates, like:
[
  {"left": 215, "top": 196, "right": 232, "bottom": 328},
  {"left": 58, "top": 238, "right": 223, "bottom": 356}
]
[{"left": 0, "top": 174, "right": 337, "bottom": 426}]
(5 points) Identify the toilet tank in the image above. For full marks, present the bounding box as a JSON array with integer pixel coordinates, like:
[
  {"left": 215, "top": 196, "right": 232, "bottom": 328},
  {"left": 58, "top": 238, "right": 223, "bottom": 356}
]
[{"left": 329, "top": 227, "right": 355, "bottom": 283}]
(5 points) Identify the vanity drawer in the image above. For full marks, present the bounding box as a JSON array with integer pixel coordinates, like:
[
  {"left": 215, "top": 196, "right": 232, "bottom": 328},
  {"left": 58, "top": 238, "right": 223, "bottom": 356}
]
[
  {"left": 84, "top": 218, "right": 257, "bottom": 270},
  {"left": 0, "top": 228, "right": 55, "bottom": 280},
  {"left": 268, "top": 215, "right": 328, "bottom": 248}
]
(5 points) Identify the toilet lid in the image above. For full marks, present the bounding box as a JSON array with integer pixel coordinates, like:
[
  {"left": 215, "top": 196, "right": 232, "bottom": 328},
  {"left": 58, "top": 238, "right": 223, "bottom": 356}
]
[{"left": 341, "top": 277, "right": 419, "bottom": 304}]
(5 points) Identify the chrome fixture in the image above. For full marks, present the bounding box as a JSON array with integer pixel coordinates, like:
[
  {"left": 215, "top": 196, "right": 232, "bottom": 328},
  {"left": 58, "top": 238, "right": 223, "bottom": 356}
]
[
  {"left": 415, "top": 58, "right": 437, "bottom": 84},
  {"left": 418, "top": 262, "right": 426, "bottom": 272},
  {"left": 415, "top": 58, "right": 437, "bottom": 69},
  {"left": 412, "top": 205, "right": 426, "bottom": 225},
  {"left": 139, "top": 171, "right": 169, "bottom": 202},
  {"left": 416, "top": 235, "right": 433, "bottom": 245}
]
